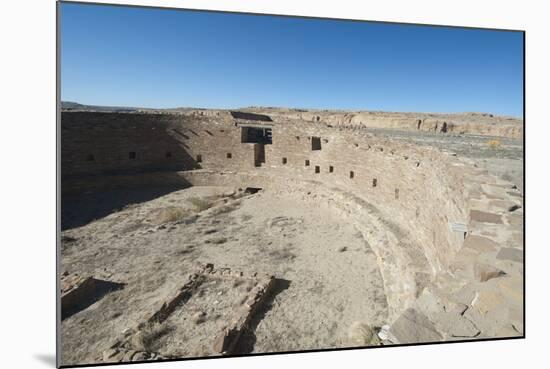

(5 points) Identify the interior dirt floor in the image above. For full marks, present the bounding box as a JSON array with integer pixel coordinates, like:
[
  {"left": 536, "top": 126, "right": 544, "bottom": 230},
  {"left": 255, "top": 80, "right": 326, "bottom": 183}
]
[{"left": 61, "top": 185, "right": 388, "bottom": 364}]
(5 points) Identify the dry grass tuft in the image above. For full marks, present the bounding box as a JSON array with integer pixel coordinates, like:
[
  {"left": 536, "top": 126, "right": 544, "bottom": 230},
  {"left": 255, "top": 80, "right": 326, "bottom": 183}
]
[
  {"left": 186, "top": 197, "right": 212, "bottom": 212},
  {"left": 487, "top": 139, "right": 501, "bottom": 149},
  {"left": 131, "top": 323, "right": 171, "bottom": 352},
  {"left": 347, "top": 322, "right": 380, "bottom": 346},
  {"left": 148, "top": 206, "right": 191, "bottom": 225}
]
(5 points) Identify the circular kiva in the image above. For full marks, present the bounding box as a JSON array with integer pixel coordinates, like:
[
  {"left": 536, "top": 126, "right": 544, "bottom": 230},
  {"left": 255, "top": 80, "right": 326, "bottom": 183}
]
[{"left": 61, "top": 109, "right": 523, "bottom": 353}]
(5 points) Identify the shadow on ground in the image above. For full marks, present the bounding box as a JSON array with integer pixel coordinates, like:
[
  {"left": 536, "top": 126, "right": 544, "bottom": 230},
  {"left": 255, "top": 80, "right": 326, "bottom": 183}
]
[
  {"left": 33, "top": 353, "right": 56, "bottom": 367},
  {"left": 61, "top": 185, "right": 187, "bottom": 230},
  {"left": 62, "top": 279, "right": 126, "bottom": 320},
  {"left": 235, "top": 278, "right": 291, "bottom": 354}
]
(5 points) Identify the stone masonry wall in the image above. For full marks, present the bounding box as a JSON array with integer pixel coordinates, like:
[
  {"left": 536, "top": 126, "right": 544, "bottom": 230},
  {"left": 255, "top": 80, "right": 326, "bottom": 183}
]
[{"left": 62, "top": 111, "right": 471, "bottom": 318}]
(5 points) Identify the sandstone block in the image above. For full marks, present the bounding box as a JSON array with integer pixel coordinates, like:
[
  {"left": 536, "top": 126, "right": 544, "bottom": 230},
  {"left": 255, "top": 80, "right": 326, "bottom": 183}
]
[
  {"left": 463, "top": 235, "right": 499, "bottom": 252},
  {"left": 448, "top": 315, "right": 480, "bottom": 338},
  {"left": 496, "top": 248, "right": 523, "bottom": 263},
  {"left": 470, "top": 210, "right": 503, "bottom": 224},
  {"left": 474, "top": 263, "right": 506, "bottom": 282},
  {"left": 390, "top": 308, "right": 442, "bottom": 344}
]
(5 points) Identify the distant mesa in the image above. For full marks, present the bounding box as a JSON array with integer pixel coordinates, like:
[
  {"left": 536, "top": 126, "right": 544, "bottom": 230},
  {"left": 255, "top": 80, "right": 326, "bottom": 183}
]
[{"left": 61, "top": 101, "right": 139, "bottom": 113}]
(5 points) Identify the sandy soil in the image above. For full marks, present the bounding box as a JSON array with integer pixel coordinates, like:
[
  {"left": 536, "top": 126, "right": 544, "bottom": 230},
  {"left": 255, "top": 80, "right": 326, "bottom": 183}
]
[{"left": 61, "top": 186, "right": 388, "bottom": 365}]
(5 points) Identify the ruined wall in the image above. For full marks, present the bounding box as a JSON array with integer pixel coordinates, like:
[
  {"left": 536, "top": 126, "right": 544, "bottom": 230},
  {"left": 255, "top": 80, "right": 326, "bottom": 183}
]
[
  {"left": 61, "top": 112, "right": 265, "bottom": 180},
  {"left": 62, "top": 112, "right": 196, "bottom": 179},
  {"left": 62, "top": 111, "right": 474, "bottom": 318}
]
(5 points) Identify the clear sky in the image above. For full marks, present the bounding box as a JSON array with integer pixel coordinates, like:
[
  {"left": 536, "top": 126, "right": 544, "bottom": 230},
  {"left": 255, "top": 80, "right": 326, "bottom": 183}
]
[{"left": 60, "top": 2, "right": 524, "bottom": 117}]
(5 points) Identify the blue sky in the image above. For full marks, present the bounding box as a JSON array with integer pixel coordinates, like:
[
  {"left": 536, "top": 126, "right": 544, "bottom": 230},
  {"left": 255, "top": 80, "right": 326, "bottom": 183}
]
[{"left": 60, "top": 2, "right": 524, "bottom": 117}]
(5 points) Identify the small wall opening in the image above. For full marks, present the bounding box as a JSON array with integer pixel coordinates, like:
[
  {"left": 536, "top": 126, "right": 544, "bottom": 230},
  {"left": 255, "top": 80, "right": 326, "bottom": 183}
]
[
  {"left": 165, "top": 151, "right": 172, "bottom": 158},
  {"left": 315, "top": 166, "right": 320, "bottom": 173},
  {"left": 372, "top": 178, "right": 377, "bottom": 187},
  {"left": 129, "top": 152, "right": 136, "bottom": 159},
  {"left": 227, "top": 153, "right": 232, "bottom": 159},
  {"left": 254, "top": 144, "right": 265, "bottom": 167},
  {"left": 349, "top": 171, "right": 355, "bottom": 179},
  {"left": 305, "top": 160, "right": 310, "bottom": 166},
  {"left": 311, "top": 137, "right": 322, "bottom": 150},
  {"left": 329, "top": 166, "right": 334, "bottom": 173},
  {"left": 417, "top": 119, "right": 422, "bottom": 129},
  {"left": 86, "top": 154, "right": 94, "bottom": 161},
  {"left": 196, "top": 154, "right": 202, "bottom": 163},
  {"left": 282, "top": 157, "right": 287, "bottom": 164},
  {"left": 441, "top": 122, "right": 448, "bottom": 133},
  {"left": 395, "top": 188, "right": 399, "bottom": 199}
]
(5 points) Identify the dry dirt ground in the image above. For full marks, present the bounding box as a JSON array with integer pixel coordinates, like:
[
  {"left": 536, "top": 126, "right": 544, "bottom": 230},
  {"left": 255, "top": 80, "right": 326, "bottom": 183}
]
[
  {"left": 365, "top": 128, "right": 523, "bottom": 190},
  {"left": 61, "top": 185, "right": 388, "bottom": 365}
]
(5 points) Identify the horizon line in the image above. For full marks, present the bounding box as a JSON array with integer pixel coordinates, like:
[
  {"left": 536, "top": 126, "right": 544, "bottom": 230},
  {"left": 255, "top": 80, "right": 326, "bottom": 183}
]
[{"left": 60, "top": 100, "right": 524, "bottom": 120}]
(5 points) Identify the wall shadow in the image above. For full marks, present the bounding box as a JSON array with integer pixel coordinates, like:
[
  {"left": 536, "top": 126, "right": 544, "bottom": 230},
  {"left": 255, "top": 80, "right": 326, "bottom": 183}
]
[
  {"left": 61, "top": 112, "right": 202, "bottom": 180},
  {"left": 62, "top": 184, "right": 190, "bottom": 230},
  {"left": 234, "top": 278, "right": 291, "bottom": 354},
  {"left": 61, "top": 112, "right": 202, "bottom": 230},
  {"left": 33, "top": 353, "right": 56, "bottom": 367},
  {"left": 62, "top": 279, "right": 126, "bottom": 320},
  {"left": 230, "top": 111, "right": 273, "bottom": 122}
]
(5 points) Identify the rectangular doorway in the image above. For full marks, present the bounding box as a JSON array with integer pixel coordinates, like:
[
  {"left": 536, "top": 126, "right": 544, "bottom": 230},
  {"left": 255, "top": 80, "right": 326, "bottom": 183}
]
[{"left": 254, "top": 143, "right": 265, "bottom": 167}]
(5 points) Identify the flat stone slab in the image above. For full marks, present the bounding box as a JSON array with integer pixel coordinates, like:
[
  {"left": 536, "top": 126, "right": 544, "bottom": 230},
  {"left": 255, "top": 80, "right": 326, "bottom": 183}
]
[
  {"left": 474, "top": 263, "right": 506, "bottom": 282},
  {"left": 463, "top": 235, "right": 499, "bottom": 253},
  {"left": 447, "top": 314, "right": 480, "bottom": 338},
  {"left": 481, "top": 184, "right": 509, "bottom": 198},
  {"left": 389, "top": 308, "right": 443, "bottom": 344},
  {"left": 506, "top": 214, "right": 524, "bottom": 227},
  {"left": 507, "top": 191, "right": 522, "bottom": 198},
  {"left": 496, "top": 248, "right": 523, "bottom": 263},
  {"left": 498, "top": 276, "right": 523, "bottom": 305},
  {"left": 489, "top": 200, "right": 520, "bottom": 211},
  {"left": 470, "top": 210, "right": 503, "bottom": 224}
]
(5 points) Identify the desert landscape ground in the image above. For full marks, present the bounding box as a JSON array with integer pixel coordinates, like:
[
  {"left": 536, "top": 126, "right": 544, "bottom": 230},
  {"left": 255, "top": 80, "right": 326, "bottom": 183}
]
[{"left": 60, "top": 105, "right": 523, "bottom": 365}]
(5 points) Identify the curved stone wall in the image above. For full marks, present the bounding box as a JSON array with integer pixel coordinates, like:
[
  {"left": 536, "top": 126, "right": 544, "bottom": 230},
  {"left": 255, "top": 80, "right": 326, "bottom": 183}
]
[{"left": 61, "top": 111, "right": 523, "bottom": 341}]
